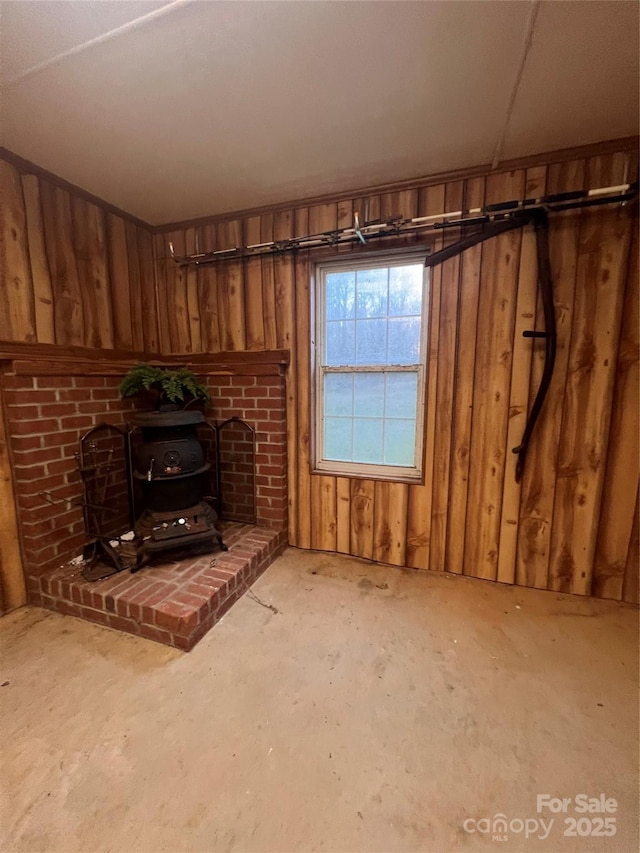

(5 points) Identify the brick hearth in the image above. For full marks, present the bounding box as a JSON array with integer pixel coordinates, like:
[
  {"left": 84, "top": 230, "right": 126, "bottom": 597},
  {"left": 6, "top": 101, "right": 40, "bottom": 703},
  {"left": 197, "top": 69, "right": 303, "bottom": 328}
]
[
  {"left": 1, "top": 350, "right": 290, "bottom": 647},
  {"left": 28, "top": 523, "right": 287, "bottom": 651}
]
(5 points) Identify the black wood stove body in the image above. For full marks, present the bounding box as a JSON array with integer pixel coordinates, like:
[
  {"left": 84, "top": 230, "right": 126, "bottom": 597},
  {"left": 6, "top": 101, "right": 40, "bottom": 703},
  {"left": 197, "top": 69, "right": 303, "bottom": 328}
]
[{"left": 132, "top": 409, "right": 226, "bottom": 568}]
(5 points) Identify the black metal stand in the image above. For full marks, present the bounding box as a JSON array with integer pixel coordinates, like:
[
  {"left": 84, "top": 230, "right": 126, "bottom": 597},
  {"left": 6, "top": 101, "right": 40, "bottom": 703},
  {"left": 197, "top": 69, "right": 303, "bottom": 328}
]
[{"left": 81, "top": 537, "right": 128, "bottom": 581}]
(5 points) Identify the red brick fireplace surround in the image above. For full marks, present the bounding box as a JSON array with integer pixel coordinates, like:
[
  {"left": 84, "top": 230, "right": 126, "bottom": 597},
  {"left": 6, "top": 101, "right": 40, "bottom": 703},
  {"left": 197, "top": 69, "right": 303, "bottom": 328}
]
[{"left": 0, "top": 348, "right": 289, "bottom": 650}]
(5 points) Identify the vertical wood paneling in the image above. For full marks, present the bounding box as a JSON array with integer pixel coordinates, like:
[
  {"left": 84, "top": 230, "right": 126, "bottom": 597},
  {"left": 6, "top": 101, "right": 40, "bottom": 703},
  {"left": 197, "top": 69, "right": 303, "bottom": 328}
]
[
  {"left": 313, "top": 476, "right": 337, "bottom": 552},
  {"left": 163, "top": 230, "right": 191, "bottom": 353},
  {"left": 335, "top": 477, "right": 351, "bottom": 554},
  {"left": 20, "top": 174, "right": 55, "bottom": 344},
  {"left": 108, "top": 213, "right": 134, "bottom": 350},
  {"left": 592, "top": 208, "right": 639, "bottom": 599},
  {"left": 260, "top": 214, "right": 278, "bottom": 351},
  {"left": 0, "top": 382, "right": 26, "bottom": 611},
  {"left": 336, "top": 198, "right": 353, "bottom": 257},
  {"left": 216, "top": 220, "right": 245, "bottom": 351},
  {"left": 71, "top": 197, "right": 113, "bottom": 350},
  {"left": 445, "top": 176, "right": 485, "bottom": 575},
  {"left": 196, "top": 223, "right": 221, "bottom": 354},
  {"left": 40, "top": 182, "right": 85, "bottom": 346},
  {"left": 430, "top": 180, "right": 464, "bottom": 572},
  {"left": 350, "top": 479, "right": 375, "bottom": 560},
  {"left": 373, "top": 481, "right": 408, "bottom": 566},
  {"left": 405, "top": 183, "right": 445, "bottom": 570},
  {"left": 137, "top": 227, "right": 159, "bottom": 354},
  {"left": 153, "top": 232, "right": 172, "bottom": 352},
  {"left": 497, "top": 165, "right": 547, "bottom": 584},
  {"left": 0, "top": 161, "right": 37, "bottom": 343},
  {"left": 185, "top": 228, "right": 202, "bottom": 352},
  {"left": 548, "top": 155, "right": 633, "bottom": 595},
  {"left": 184, "top": 228, "right": 203, "bottom": 354},
  {"left": 0, "top": 146, "right": 639, "bottom": 602},
  {"left": 149, "top": 146, "right": 638, "bottom": 601},
  {"left": 273, "top": 211, "right": 295, "bottom": 351},
  {"left": 243, "top": 216, "right": 265, "bottom": 350},
  {"left": 2, "top": 156, "right": 159, "bottom": 354},
  {"left": 516, "top": 159, "right": 585, "bottom": 589},
  {"left": 465, "top": 170, "right": 524, "bottom": 580}
]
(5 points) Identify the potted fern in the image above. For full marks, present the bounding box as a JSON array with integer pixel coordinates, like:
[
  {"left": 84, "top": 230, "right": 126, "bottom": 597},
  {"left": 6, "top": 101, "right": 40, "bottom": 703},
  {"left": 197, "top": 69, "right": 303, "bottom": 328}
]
[{"left": 119, "top": 363, "right": 210, "bottom": 412}]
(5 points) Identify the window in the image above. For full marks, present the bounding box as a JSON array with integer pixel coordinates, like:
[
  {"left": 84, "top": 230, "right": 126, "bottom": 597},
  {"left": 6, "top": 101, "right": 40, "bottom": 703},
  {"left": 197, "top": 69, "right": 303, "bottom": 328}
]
[{"left": 314, "top": 249, "right": 429, "bottom": 481}]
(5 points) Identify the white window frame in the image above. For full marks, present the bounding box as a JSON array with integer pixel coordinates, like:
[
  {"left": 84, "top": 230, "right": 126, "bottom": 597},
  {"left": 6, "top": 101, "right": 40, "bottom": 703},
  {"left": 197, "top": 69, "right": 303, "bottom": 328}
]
[{"left": 313, "top": 248, "right": 430, "bottom": 483}]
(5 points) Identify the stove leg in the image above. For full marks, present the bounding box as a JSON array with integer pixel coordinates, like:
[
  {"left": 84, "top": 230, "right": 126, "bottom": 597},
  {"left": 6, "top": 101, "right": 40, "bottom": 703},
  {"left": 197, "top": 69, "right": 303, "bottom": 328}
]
[{"left": 131, "top": 549, "right": 149, "bottom": 574}]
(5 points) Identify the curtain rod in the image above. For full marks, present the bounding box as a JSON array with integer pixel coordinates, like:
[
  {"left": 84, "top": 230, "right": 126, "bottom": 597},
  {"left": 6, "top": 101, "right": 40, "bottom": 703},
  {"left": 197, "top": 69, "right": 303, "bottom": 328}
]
[{"left": 168, "top": 182, "right": 638, "bottom": 267}]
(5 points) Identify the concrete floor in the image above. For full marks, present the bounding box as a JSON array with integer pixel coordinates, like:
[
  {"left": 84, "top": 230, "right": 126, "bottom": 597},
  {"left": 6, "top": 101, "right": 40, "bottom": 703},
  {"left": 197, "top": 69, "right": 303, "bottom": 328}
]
[{"left": 1, "top": 548, "right": 638, "bottom": 853}]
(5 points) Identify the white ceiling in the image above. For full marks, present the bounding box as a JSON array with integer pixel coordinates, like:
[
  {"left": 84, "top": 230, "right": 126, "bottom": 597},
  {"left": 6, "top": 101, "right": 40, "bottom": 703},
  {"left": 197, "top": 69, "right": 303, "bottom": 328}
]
[{"left": 0, "top": 0, "right": 638, "bottom": 225}]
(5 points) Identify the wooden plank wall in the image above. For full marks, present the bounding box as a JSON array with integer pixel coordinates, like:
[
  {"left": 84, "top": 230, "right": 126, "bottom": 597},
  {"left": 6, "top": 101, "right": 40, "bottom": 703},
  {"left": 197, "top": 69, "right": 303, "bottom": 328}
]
[
  {"left": 0, "top": 154, "right": 160, "bottom": 610},
  {"left": 153, "top": 143, "right": 639, "bottom": 602},
  {"left": 0, "top": 380, "right": 25, "bottom": 614},
  {"left": 0, "top": 157, "right": 159, "bottom": 352},
  {"left": 2, "top": 143, "right": 635, "bottom": 604}
]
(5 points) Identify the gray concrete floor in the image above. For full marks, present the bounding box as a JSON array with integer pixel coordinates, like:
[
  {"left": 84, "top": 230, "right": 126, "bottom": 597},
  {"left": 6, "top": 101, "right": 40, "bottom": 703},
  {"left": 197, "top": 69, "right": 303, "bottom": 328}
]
[{"left": 1, "top": 548, "right": 638, "bottom": 853}]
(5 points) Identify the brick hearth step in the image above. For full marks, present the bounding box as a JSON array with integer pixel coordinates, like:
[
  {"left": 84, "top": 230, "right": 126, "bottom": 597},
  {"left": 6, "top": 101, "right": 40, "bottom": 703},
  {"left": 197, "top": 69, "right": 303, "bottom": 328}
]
[{"left": 30, "top": 523, "right": 287, "bottom": 651}]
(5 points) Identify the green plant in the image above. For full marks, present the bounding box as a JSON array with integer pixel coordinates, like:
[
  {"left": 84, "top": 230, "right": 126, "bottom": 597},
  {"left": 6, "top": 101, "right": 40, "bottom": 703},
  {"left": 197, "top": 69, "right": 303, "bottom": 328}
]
[{"left": 119, "top": 363, "right": 210, "bottom": 408}]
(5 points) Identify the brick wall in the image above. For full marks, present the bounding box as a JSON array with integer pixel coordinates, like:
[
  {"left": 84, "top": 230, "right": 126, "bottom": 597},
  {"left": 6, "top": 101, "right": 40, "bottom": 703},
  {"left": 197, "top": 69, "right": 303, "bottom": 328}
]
[
  {"left": 206, "top": 373, "right": 287, "bottom": 531},
  {"left": 1, "top": 373, "right": 134, "bottom": 577},
  {"left": 1, "top": 364, "right": 288, "bottom": 583},
  {"left": 217, "top": 420, "right": 256, "bottom": 523}
]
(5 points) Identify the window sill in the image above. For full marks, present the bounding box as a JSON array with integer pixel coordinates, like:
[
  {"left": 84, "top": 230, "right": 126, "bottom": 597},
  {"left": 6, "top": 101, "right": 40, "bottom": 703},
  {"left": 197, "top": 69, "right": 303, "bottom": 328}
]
[{"left": 312, "top": 463, "right": 423, "bottom": 485}]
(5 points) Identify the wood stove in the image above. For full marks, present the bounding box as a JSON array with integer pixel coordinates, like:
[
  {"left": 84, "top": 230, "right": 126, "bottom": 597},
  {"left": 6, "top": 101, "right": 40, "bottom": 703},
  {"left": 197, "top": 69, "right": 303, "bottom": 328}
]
[{"left": 131, "top": 409, "right": 226, "bottom": 568}]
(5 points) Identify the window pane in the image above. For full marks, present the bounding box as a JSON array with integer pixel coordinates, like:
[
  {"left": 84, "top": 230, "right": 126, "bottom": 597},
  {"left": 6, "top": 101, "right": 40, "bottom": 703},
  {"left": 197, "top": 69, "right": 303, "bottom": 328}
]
[
  {"left": 356, "top": 267, "right": 388, "bottom": 318},
  {"left": 317, "top": 254, "right": 427, "bottom": 477},
  {"left": 324, "top": 417, "right": 353, "bottom": 461},
  {"left": 387, "top": 316, "right": 421, "bottom": 364},
  {"left": 389, "top": 264, "right": 424, "bottom": 316},
  {"left": 384, "top": 419, "right": 416, "bottom": 466},
  {"left": 352, "top": 418, "right": 383, "bottom": 463},
  {"left": 326, "top": 272, "right": 355, "bottom": 320},
  {"left": 385, "top": 373, "right": 418, "bottom": 419},
  {"left": 326, "top": 320, "right": 355, "bottom": 365},
  {"left": 354, "top": 373, "right": 384, "bottom": 417},
  {"left": 355, "top": 318, "right": 387, "bottom": 365},
  {"left": 325, "top": 373, "right": 353, "bottom": 416}
]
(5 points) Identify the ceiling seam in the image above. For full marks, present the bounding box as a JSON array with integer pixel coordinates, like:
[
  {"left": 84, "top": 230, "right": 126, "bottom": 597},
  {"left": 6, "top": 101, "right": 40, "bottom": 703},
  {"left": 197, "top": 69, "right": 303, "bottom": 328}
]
[
  {"left": 491, "top": 0, "right": 540, "bottom": 170},
  {"left": 5, "top": 0, "right": 194, "bottom": 87}
]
